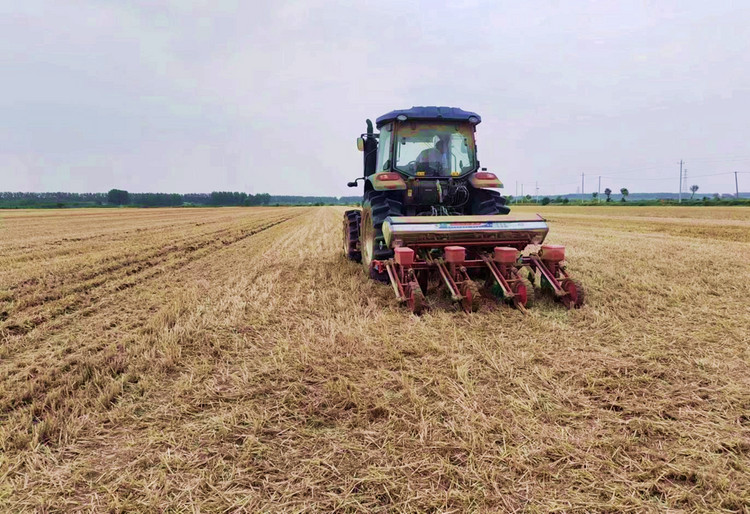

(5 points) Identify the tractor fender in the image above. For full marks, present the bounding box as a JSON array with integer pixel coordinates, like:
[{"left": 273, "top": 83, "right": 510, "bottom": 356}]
[
  {"left": 367, "top": 172, "right": 407, "bottom": 191},
  {"left": 469, "top": 172, "right": 504, "bottom": 189}
]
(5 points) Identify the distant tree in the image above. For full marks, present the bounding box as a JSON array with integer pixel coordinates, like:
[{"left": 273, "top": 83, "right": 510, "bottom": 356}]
[
  {"left": 562, "top": 198, "right": 569, "bottom": 204},
  {"left": 183, "top": 193, "right": 211, "bottom": 205},
  {"left": 604, "top": 188, "right": 612, "bottom": 202},
  {"left": 210, "top": 191, "right": 248, "bottom": 206},
  {"left": 591, "top": 192, "right": 598, "bottom": 201},
  {"left": 690, "top": 184, "right": 699, "bottom": 199},
  {"left": 541, "top": 197, "right": 551, "bottom": 205},
  {"left": 525, "top": 195, "right": 532, "bottom": 202},
  {"left": 130, "top": 192, "right": 185, "bottom": 207},
  {"left": 713, "top": 193, "right": 721, "bottom": 200},
  {"left": 554, "top": 196, "right": 563, "bottom": 204},
  {"left": 107, "top": 189, "right": 129, "bottom": 205},
  {"left": 507, "top": 195, "right": 514, "bottom": 203},
  {"left": 620, "top": 188, "right": 629, "bottom": 202}
]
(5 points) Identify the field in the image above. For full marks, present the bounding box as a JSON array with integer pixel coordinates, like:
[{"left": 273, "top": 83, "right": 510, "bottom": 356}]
[{"left": 1, "top": 205, "right": 749, "bottom": 512}]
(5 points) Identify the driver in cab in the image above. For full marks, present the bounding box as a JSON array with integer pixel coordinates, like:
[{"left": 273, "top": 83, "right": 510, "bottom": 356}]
[{"left": 416, "top": 139, "right": 449, "bottom": 175}]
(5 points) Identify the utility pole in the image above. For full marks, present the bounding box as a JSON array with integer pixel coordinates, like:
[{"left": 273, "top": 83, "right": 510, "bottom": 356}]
[
  {"left": 598, "top": 176, "right": 601, "bottom": 203},
  {"left": 581, "top": 173, "right": 585, "bottom": 199},
  {"left": 535, "top": 181, "right": 539, "bottom": 203},
  {"left": 678, "top": 160, "right": 683, "bottom": 203},
  {"left": 736, "top": 171, "right": 740, "bottom": 199},
  {"left": 521, "top": 183, "right": 524, "bottom": 202},
  {"left": 515, "top": 181, "right": 518, "bottom": 203}
]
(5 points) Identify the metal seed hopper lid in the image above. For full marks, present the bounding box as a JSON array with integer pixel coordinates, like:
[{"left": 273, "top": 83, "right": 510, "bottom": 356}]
[{"left": 383, "top": 214, "right": 549, "bottom": 249}]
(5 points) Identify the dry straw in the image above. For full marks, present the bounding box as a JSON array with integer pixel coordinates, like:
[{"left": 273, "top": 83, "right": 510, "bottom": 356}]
[{"left": 0, "top": 205, "right": 749, "bottom": 512}]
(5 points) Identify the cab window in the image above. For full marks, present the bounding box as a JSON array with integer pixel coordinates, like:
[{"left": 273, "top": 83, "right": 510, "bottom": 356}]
[{"left": 376, "top": 124, "right": 392, "bottom": 171}]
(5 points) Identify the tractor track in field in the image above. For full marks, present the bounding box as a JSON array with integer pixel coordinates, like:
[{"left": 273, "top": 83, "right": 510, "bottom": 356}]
[
  {"left": 0, "top": 209, "right": 279, "bottom": 263},
  {"left": 0, "top": 214, "right": 271, "bottom": 265},
  {"left": 3, "top": 210, "right": 297, "bottom": 292},
  {"left": 0, "top": 212, "right": 302, "bottom": 342},
  {"left": 0, "top": 209, "right": 307, "bottom": 441},
  {"left": 2, "top": 219, "right": 264, "bottom": 304}
]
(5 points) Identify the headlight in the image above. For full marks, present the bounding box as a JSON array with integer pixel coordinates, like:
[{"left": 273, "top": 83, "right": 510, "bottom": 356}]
[
  {"left": 396, "top": 114, "right": 408, "bottom": 121},
  {"left": 468, "top": 116, "right": 479, "bottom": 124}
]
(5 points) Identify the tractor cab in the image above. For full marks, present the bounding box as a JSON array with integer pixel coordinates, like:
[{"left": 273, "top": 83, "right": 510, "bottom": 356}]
[
  {"left": 351, "top": 106, "right": 506, "bottom": 217},
  {"left": 357, "top": 106, "right": 482, "bottom": 179},
  {"left": 377, "top": 118, "right": 477, "bottom": 178}
]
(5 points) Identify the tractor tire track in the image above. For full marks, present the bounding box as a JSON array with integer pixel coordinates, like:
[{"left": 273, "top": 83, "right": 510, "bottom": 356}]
[
  {"left": 2, "top": 210, "right": 297, "bottom": 307},
  {"left": 6, "top": 223, "right": 251, "bottom": 307},
  {"left": 1, "top": 211, "right": 289, "bottom": 277},
  {"left": 0, "top": 209, "right": 311, "bottom": 452},
  {"left": 0, "top": 212, "right": 303, "bottom": 342},
  {"left": 0, "top": 208, "right": 281, "bottom": 266}
]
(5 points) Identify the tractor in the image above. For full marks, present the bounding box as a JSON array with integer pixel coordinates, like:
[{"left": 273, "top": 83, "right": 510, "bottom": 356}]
[{"left": 343, "top": 106, "right": 584, "bottom": 314}]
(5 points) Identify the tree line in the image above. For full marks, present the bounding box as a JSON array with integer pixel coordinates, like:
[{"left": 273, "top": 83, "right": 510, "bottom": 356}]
[{"left": 0, "top": 191, "right": 362, "bottom": 208}]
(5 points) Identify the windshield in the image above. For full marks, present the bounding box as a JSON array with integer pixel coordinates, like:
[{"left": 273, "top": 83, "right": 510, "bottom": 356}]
[{"left": 393, "top": 122, "right": 475, "bottom": 177}]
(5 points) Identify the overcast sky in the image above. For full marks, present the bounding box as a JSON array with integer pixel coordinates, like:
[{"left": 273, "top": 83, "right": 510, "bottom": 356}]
[{"left": 2, "top": 0, "right": 749, "bottom": 196}]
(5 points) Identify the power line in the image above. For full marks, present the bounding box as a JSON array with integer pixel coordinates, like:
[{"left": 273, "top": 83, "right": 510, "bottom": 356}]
[
  {"left": 514, "top": 169, "right": 750, "bottom": 197},
  {"left": 683, "top": 156, "right": 750, "bottom": 163},
  {"left": 599, "top": 171, "right": 741, "bottom": 181},
  {"left": 597, "top": 163, "right": 674, "bottom": 176}
]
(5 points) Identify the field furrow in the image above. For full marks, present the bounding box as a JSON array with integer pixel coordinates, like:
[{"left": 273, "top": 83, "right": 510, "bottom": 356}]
[
  {"left": 0, "top": 212, "right": 303, "bottom": 340},
  {"left": 0, "top": 205, "right": 748, "bottom": 512}
]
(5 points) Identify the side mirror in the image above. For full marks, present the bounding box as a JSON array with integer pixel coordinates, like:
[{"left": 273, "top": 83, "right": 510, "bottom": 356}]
[
  {"left": 356, "top": 137, "right": 365, "bottom": 152},
  {"left": 347, "top": 181, "right": 358, "bottom": 187}
]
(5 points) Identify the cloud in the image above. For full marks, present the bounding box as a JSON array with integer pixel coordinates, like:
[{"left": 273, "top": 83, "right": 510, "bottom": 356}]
[{"left": 1, "top": 0, "right": 749, "bottom": 195}]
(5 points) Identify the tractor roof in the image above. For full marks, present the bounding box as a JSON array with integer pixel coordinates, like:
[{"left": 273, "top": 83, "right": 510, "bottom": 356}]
[{"left": 376, "top": 106, "right": 481, "bottom": 127}]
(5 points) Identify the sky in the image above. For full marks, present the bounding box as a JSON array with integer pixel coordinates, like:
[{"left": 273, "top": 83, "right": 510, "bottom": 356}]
[{"left": 1, "top": 0, "right": 749, "bottom": 197}]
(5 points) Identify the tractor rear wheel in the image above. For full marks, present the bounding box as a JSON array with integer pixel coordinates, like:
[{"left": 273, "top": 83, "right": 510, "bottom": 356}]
[
  {"left": 471, "top": 188, "right": 510, "bottom": 215},
  {"left": 342, "top": 210, "right": 361, "bottom": 262},
  {"left": 361, "top": 190, "right": 403, "bottom": 282}
]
